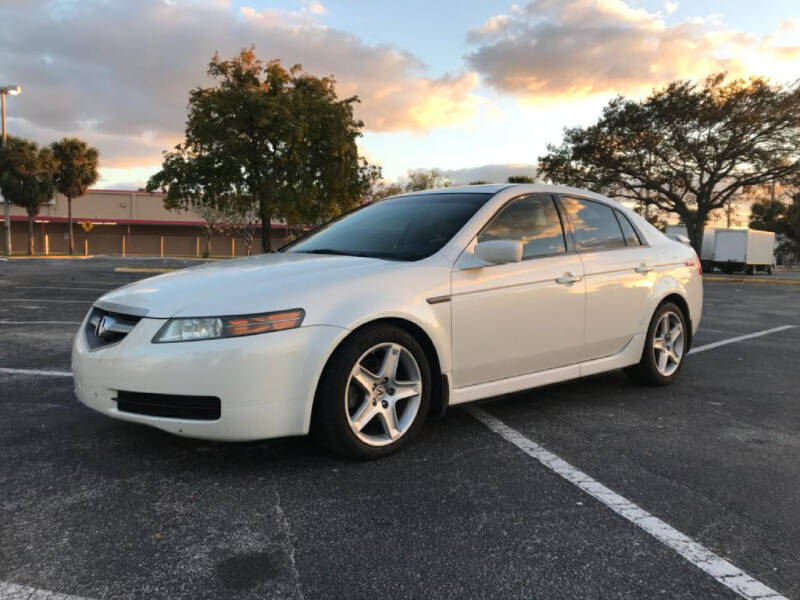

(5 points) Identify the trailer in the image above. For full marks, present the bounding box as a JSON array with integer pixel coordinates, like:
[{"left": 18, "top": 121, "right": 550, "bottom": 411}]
[{"left": 711, "top": 229, "right": 775, "bottom": 274}]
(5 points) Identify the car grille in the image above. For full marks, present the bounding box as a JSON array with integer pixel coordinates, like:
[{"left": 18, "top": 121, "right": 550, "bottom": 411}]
[
  {"left": 85, "top": 307, "right": 142, "bottom": 350},
  {"left": 116, "top": 391, "right": 221, "bottom": 421}
]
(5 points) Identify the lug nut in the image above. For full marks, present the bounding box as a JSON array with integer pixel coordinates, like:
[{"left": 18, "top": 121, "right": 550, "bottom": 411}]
[{"left": 381, "top": 400, "right": 388, "bottom": 408}]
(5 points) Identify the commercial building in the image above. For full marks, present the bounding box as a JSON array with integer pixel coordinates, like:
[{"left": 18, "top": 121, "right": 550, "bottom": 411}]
[{"left": 1, "top": 189, "right": 292, "bottom": 256}]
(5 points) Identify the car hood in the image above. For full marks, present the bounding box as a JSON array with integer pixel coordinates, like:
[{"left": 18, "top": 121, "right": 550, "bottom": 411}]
[{"left": 96, "top": 252, "right": 394, "bottom": 319}]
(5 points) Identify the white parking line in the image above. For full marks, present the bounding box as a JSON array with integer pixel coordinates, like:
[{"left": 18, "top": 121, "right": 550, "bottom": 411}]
[
  {"left": 467, "top": 406, "right": 788, "bottom": 600},
  {"left": 0, "top": 581, "right": 92, "bottom": 600},
  {"left": 689, "top": 325, "right": 795, "bottom": 355},
  {"left": 0, "top": 367, "right": 72, "bottom": 377}
]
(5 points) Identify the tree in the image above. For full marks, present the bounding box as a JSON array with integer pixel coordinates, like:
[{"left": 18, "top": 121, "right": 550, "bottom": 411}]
[
  {"left": 0, "top": 137, "right": 57, "bottom": 254},
  {"left": 539, "top": 74, "right": 800, "bottom": 252},
  {"left": 507, "top": 175, "right": 535, "bottom": 183},
  {"left": 404, "top": 169, "right": 451, "bottom": 192},
  {"left": 51, "top": 138, "right": 99, "bottom": 255},
  {"left": 749, "top": 198, "right": 786, "bottom": 232},
  {"left": 786, "top": 194, "right": 800, "bottom": 250},
  {"left": 469, "top": 180, "right": 490, "bottom": 185},
  {"left": 164, "top": 48, "right": 373, "bottom": 253},
  {"left": 147, "top": 148, "right": 239, "bottom": 257}
]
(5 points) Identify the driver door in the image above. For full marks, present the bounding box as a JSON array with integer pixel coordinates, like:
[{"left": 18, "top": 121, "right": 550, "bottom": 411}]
[{"left": 450, "top": 194, "right": 586, "bottom": 388}]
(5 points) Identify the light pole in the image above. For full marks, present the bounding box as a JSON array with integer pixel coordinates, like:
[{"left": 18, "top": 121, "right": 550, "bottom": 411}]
[{"left": 1, "top": 85, "right": 21, "bottom": 256}]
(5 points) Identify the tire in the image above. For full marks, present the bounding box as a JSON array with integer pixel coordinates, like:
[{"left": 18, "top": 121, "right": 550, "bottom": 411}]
[
  {"left": 311, "top": 324, "right": 431, "bottom": 460},
  {"left": 624, "top": 302, "right": 688, "bottom": 386}
]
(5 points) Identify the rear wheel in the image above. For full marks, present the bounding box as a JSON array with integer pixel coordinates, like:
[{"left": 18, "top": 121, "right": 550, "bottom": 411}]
[
  {"left": 312, "top": 325, "right": 431, "bottom": 459},
  {"left": 625, "top": 302, "right": 688, "bottom": 386}
]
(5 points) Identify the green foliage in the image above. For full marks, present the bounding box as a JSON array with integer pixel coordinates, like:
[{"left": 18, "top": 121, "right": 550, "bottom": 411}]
[
  {"left": 0, "top": 136, "right": 58, "bottom": 254},
  {"left": 507, "top": 175, "right": 535, "bottom": 183},
  {"left": 539, "top": 74, "right": 800, "bottom": 252},
  {"left": 51, "top": 138, "right": 99, "bottom": 199},
  {"left": 404, "top": 169, "right": 451, "bottom": 192},
  {"left": 149, "top": 48, "right": 375, "bottom": 252},
  {"left": 469, "top": 180, "right": 490, "bottom": 185},
  {"left": 51, "top": 137, "right": 100, "bottom": 254},
  {"left": 749, "top": 198, "right": 787, "bottom": 232}
]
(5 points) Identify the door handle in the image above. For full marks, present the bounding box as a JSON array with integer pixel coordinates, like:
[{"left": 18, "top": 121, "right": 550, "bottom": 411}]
[
  {"left": 635, "top": 263, "right": 654, "bottom": 274},
  {"left": 556, "top": 272, "right": 582, "bottom": 285}
]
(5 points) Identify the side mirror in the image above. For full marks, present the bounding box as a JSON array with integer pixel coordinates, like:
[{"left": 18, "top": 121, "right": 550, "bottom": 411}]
[{"left": 474, "top": 240, "right": 523, "bottom": 265}]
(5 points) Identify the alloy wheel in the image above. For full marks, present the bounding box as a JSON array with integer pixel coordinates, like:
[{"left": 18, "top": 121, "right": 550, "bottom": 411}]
[
  {"left": 345, "top": 342, "right": 423, "bottom": 447},
  {"left": 652, "top": 310, "right": 684, "bottom": 377}
]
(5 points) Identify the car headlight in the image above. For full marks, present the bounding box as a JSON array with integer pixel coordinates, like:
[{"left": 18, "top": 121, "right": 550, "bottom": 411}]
[{"left": 152, "top": 309, "right": 305, "bottom": 343}]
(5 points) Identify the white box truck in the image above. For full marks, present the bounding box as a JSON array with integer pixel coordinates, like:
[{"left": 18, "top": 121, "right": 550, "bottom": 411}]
[{"left": 712, "top": 229, "right": 775, "bottom": 274}]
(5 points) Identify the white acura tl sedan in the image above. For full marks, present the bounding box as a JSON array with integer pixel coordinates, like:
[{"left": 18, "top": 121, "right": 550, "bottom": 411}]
[{"left": 73, "top": 184, "right": 702, "bottom": 459}]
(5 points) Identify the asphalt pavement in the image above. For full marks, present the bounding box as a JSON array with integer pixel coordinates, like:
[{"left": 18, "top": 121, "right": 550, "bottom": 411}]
[{"left": 0, "top": 257, "right": 797, "bottom": 599}]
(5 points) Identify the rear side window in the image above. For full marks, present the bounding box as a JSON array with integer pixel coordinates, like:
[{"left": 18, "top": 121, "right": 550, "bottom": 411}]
[
  {"left": 561, "top": 197, "right": 626, "bottom": 251},
  {"left": 614, "top": 210, "right": 643, "bottom": 246},
  {"left": 478, "top": 195, "right": 566, "bottom": 259}
]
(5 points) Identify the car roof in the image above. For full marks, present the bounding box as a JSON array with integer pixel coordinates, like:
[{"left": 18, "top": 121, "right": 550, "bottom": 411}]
[{"left": 399, "top": 183, "right": 616, "bottom": 203}]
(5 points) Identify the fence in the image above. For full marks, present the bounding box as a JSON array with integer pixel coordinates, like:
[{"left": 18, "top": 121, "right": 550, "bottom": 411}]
[{"left": 9, "top": 230, "right": 258, "bottom": 258}]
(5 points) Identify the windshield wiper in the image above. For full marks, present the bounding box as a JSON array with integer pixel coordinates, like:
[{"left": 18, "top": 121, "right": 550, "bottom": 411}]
[
  {"left": 302, "top": 249, "right": 359, "bottom": 256},
  {"left": 298, "top": 248, "right": 410, "bottom": 261}
]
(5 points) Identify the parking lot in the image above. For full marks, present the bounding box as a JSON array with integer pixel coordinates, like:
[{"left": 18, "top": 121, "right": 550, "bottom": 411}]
[{"left": 1, "top": 258, "right": 798, "bottom": 600}]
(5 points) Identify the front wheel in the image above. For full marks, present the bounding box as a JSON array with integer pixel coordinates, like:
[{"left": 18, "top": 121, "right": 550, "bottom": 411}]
[
  {"left": 624, "top": 302, "right": 688, "bottom": 386},
  {"left": 311, "top": 325, "right": 431, "bottom": 459}
]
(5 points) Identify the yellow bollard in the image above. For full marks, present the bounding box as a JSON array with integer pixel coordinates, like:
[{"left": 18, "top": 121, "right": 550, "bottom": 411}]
[
  {"left": 44, "top": 233, "right": 49, "bottom": 256},
  {"left": 160, "top": 236, "right": 164, "bottom": 257},
  {"left": 196, "top": 237, "right": 200, "bottom": 257},
  {"left": 231, "top": 238, "right": 235, "bottom": 257},
  {"left": 122, "top": 236, "right": 126, "bottom": 257},
  {"left": 84, "top": 239, "right": 88, "bottom": 256}
]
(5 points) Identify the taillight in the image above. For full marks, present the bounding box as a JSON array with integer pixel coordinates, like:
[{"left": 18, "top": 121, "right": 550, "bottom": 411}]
[{"left": 685, "top": 258, "right": 701, "bottom": 274}]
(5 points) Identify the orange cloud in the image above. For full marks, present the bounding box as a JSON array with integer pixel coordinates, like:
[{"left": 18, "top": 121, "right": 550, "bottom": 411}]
[{"left": 467, "top": 0, "right": 800, "bottom": 100}]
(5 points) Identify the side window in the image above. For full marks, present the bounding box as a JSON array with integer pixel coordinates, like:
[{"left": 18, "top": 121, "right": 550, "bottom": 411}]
[
  {"left": 478, "top": 195, "right": 566, "bottom": 259},
  {"left": 614, "top": 210, "right": 643, "bottom": 246},
  {"left": 561, "top": 197, "right": 626, "bottom": 251}
]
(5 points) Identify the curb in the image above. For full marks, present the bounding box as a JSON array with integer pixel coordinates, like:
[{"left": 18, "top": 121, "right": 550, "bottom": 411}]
[{"left": 704, "top": 276, "right": 800, "bottom": 286}]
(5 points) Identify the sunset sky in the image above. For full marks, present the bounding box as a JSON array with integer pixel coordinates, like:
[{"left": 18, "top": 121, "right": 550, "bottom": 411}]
[{"left": 2, "top": 0, "right": 799, "bottom": 189}]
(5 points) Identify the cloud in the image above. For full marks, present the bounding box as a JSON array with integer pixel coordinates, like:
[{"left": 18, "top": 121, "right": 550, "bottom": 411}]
[
  {"left": 0, "top": 0, "right": 482, "bottom": 170},
  {"left": 438, "top": 163, "right": 539, "bottom": 185},
  {"left": 664, "top": 1, "right": 678, "bottom": 15},
  {"left": 307, "top": 2, "right": 326, "bottom": 15},
  {"left": 466, "top": 0, "right": 800, "bottom": 100}
]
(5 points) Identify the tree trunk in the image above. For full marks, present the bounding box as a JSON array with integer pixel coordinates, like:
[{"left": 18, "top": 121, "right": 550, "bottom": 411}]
[
  {"left": 684, "top": 210, "right": 709, "bottom": 256},
  {"left": 260, "top": 207, "right": 272, "bottom": 253},
  {"left": 68, "top": 196, "right": 74, "bottom": 255},
  {"left": 27, "top": 214, "right": 34, "bottom": 255}
]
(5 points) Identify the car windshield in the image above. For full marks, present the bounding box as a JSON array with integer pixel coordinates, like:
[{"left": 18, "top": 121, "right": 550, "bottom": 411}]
[{"left": 282, "top": 192, "right": 493, "bottom": 261}]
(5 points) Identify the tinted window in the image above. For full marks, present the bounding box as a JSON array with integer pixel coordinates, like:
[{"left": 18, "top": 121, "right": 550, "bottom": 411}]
[
  {"left": 561, "top": 197, "right": 626, "bottom": 251},
  {"left": 614, "top": 210, "right": 642, "bottom": 246},
  {"left": 478, "top": 195, "right": 566, "bottom": 258},
  {"left": 283, "top": 193, "right": 491, "bottom": 261}
]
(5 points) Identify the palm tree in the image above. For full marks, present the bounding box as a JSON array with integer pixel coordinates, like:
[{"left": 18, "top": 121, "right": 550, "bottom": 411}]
[
  {"left": 51, "top": 138, "right": 99, "bottom": 254},
  {"left": 0, "top": 137, "right": 58, "bottom": 254}
]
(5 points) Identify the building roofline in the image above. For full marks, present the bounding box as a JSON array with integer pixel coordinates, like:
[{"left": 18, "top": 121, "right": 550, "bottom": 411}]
[{"left": 4, "top": 215, "right": 289, "bottom": 229}]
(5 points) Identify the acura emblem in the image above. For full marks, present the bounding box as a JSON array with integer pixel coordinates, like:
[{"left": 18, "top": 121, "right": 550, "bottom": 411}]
[{"left": 95, "top": 315, "right": 115, "bottom": 337}]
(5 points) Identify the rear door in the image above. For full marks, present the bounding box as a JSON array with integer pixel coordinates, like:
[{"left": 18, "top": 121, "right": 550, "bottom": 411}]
[{"left": 559, "top": 196, "right": 658, "bottom": 361}]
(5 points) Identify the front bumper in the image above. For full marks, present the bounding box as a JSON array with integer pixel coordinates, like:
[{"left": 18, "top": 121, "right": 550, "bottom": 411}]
[{"left": 72, "top": 315, "right": 345, "bottom": 441}]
